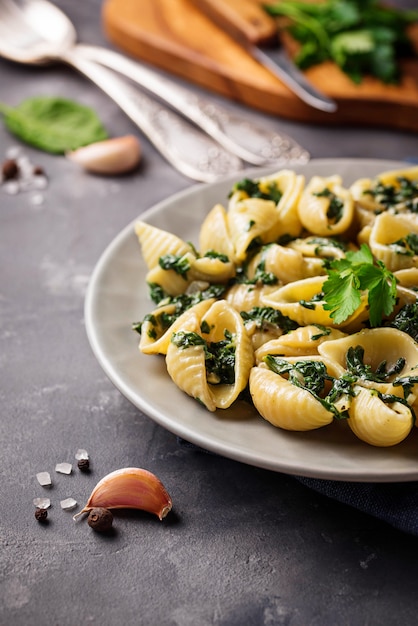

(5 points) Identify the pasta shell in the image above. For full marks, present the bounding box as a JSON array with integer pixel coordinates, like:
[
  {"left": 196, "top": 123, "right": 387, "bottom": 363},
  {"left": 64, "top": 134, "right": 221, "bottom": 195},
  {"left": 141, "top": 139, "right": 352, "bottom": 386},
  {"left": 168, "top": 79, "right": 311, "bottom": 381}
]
[
  {"left": 190, "top": 256, "right": 235, "bottom": 284},
  {"left": 287, "top": 236, "right": 349, "bottom": 261},
  {"left": 201, "top": 301, "right": 254, "bottom": 409},
  {"left": 225, "top": 283, "right": 275, "bottom": 313},
  {"left": 249, "top": 358, "right": 340, "bottom": 431},
  {"left": 247, "top": 243, "right": 324, "bottom": 285},
  {"left": 348, "top": 385, "right": 413, "bottom": 446},
  {"left": 369, "top": 212, "right": 418, "bottom": 272},
  {"left": 298, "top": 175, "right": 354, "bottom": 236},
  {"left": 350, "top": 166, "right": 418, "bottom": 223},
  {"left": 394, "top": 268, "right": 418, "bottom": 307},
  {"left": 227, "top": 198, "right": 280, "bottom": 262},
  {"left": 145, "top": 251, "right": 196, "bottom": 296},
  {"left": 135, "top": 220, "right": 194, "bottom": 270},
  {"left": 166, "top": 313, "right": 217, "bottom": 411},
  {"left": 139, "top": 299, "right": 215, "bottom": 355},
  {"left": 166, "top": 300, "right": 254, "bottom": 411},
  {"left": 350, "top": 177, "right": 381, "bottom": 220},
  {"left": 255, "top": 325, "right": 347, "bottom": 363},
  {"left": 258, "top": 170, "right": 304, "bottom": 239},
  {"left": 318, "top": 327, "right": 418, "bottom": 398},
  {"left": 199, "top": 203, "right": 236, "bottom": 262}
]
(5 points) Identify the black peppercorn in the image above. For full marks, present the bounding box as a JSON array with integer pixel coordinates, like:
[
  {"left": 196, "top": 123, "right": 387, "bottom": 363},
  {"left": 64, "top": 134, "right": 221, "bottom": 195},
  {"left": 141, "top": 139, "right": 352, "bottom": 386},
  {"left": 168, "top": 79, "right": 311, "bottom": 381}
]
[
  {"left": 87, "top": 507, "right": 113, "bottom": 532},
  {"left": 2, "top": 159, "right": 19, "bottom": 181},
  {"left": 77, "top": 458, "right": 90, "bottom": 472},
  {"left": 35, "top": 508, "right": 48, "bottom": 522},
  {"left": 33, "top": 165, "right": 45, "bottom": 176}
]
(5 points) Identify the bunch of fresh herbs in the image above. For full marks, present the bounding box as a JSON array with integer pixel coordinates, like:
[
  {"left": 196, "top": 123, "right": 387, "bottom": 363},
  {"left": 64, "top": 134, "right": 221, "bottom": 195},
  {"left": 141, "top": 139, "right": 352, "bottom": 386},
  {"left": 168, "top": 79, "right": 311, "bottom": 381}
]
[{"left": 264, "top": 0, "right": 418, "bottom": 83}]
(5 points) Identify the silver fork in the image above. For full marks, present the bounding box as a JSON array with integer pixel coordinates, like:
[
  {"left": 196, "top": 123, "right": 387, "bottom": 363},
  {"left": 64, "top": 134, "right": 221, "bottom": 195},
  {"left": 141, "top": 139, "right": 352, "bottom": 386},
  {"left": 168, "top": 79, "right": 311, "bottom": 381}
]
[{"left": 0, "top": 0, "right": 310, "bottom": 175}]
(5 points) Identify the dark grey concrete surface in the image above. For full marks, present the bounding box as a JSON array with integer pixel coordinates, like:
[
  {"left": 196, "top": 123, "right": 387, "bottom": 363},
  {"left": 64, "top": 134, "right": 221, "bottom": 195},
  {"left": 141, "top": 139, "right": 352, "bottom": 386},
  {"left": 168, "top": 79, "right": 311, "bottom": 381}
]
[{"left": 2, "top": 1, "right": 418, "bottom": 625}]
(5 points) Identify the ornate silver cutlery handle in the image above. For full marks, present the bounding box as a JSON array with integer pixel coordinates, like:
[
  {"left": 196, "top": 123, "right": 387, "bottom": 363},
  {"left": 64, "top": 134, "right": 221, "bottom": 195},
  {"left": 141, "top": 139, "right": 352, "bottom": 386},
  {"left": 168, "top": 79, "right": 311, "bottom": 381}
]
[
  {"left": 77, "top": 45, "right": 310, "bottom": 166},
  {"left": 64, "top": 50, "right": 244, "bottom": 182}
]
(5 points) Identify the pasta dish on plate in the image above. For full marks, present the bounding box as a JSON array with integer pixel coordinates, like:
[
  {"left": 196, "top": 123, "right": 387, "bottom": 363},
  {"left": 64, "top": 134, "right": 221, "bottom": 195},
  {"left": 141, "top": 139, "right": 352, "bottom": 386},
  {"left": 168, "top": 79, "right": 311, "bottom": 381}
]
[{"left": 133, "top": 164, "right": 418, "bottom": 450}]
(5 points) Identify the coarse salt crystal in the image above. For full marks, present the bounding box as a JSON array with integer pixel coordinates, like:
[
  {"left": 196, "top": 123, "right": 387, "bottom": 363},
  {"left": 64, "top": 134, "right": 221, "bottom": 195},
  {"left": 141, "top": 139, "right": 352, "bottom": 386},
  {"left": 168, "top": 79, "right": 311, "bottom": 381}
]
[
  {"left": 75, "top": 449, "right": 89, "bottom": 460},
  {"left": 6, "top": 146, "right": 21, "bottom": 159},
  {"left": 33, "top": 175, "right": 48, "bottom": 190},
  {"left": 60, "top": 498, "right": 77, "bottom": 510},
  {"left": 33, "top": 497, "right": 51, "bottom": 509},
  {"left": 36, "top": 471, "right": 52, "bottom": 487},
  {"left": 16, "top": 155, "right": 32, "bottom": 174},
  {"left": 55, "top": 462, "right": 72, "bottom": 475},
  {"left": 2, "top": 180, "right": 20, "bottom": 195},
  {"left": 30, "top": 193, "right": 45, "bottom": 206}
]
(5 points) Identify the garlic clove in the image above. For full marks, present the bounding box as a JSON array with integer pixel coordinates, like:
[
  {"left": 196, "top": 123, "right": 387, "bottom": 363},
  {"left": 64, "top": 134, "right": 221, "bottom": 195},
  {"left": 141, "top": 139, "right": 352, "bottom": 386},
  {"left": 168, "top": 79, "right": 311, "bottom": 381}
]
[
  {"left": 66, "top": 135, "right": 141, "bottom": 175},
  {"left": 73, "top": 467, "right": 172, "bottom": 521}
]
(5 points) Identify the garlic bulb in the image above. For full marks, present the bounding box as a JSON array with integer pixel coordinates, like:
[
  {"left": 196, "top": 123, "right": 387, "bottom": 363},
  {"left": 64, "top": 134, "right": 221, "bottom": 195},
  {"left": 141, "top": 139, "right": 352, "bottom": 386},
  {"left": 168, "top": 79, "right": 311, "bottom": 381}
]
[
  {"left": 67, "top": 135, "right": 141, "bottom": 175},
  {"left": 73, "top": 467, "right": 172, "bottom": 521}
]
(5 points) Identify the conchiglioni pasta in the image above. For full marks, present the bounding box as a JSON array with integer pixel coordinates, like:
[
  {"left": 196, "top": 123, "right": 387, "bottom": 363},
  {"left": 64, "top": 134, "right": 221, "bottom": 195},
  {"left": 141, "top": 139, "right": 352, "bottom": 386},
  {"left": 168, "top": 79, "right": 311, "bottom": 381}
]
[
  {"left": 227, "top": 197, "right": 281, "bottom": 262},
  {"left": 199, "top": 203, "right": 236, "bottom": 262},
  {"left": 166, "top": 300, "right": 254, "bottom": 411},
  {"left": 135, "top": 220, "right": 194, "bottom": 270},
  {"left": 318, "top": 327, "right": 418, "bottom": 400},
  {"left": 246, "top": 243, "right": 324, "bottom": 285},
  {"left": 249, "top": 356, "right": 345, "bottom": 431},
  {"left": 139, "top": 299, "right": 215, "bottom": 355},
  {"left": 347, "top": 385, "right": 414, "bottom": 447},
  {"left": 368, "top": 212, "right": 418, "bottom": 272},
  {"left": 350, "top": 165, "right": 418, "bottom": 228},
  {"left": 228, "top": 169, "right": 304, "bottom": 240},
  {"left": 258, "top": 169, "right": 304, "bottom": 239},
  {"left": 254, "top": 325, "right": 347, "bottom": 363},
  {"left": 298, "top": 175, "right": 354, "bottom": 236}
]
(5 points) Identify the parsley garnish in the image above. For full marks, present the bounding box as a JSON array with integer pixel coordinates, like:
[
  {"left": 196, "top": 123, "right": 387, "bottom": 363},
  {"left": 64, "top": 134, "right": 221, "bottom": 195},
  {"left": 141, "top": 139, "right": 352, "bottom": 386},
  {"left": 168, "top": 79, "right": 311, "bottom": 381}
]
[{"left": 322, "top": 243, "right": 397, "bottom": 326}]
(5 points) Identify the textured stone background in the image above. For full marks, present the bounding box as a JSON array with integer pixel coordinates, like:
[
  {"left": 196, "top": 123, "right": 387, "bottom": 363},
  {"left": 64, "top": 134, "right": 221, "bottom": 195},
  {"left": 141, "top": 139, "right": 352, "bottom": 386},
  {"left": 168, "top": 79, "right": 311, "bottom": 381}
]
[{"left": 2, "top": 1, "right": 418, "bottom": 625}]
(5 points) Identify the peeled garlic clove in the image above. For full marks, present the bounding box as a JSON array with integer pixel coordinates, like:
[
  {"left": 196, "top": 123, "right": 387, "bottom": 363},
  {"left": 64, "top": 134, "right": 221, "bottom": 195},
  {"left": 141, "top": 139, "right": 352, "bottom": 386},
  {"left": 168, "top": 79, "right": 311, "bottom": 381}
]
[
  {"left": 74, "top": 467, "right": 172, "bottom": 521},
  {"left": 67, "top": 135, "right": 141, "bottom": 175}
]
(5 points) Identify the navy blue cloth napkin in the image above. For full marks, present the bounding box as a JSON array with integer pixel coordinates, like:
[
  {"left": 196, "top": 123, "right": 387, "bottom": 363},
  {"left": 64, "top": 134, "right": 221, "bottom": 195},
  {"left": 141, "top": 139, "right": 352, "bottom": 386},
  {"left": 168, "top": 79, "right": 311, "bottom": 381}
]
[
  {"left": 178, "top": 438, "right": 418, "bottom": 536},
  {"left": 295, "top": 476, "right": 418, "bottom": 536}
]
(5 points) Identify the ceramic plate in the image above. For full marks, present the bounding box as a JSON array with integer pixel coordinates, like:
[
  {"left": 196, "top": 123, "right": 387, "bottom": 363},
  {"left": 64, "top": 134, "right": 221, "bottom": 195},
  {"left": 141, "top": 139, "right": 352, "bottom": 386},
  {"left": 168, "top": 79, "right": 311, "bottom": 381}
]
[{"left": 85, "top": 158, "right": 418, "bottom": 482}]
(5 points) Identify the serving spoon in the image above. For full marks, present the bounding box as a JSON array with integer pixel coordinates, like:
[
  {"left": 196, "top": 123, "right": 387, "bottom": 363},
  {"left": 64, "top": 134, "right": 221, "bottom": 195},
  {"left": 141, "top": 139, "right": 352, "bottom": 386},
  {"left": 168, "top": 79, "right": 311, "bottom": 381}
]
[
  {"left": 0, "top": 0, "right": 245, "bottom": 182},
  {"left": 0, "top": 0, "right": 310, "bottom": 179}
]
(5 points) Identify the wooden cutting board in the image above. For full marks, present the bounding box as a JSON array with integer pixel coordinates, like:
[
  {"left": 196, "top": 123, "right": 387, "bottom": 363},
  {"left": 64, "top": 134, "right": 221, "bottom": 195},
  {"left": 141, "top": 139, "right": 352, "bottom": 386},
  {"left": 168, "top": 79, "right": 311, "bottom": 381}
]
[{"left": 102, "top": 0, "right": 418, "bottom": 132}]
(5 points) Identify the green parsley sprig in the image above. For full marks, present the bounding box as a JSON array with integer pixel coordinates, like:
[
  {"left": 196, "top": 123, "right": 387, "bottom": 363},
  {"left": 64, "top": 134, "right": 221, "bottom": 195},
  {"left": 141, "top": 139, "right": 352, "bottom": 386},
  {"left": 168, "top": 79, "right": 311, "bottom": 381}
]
[{"left": 322, "top": 243, "right": 397, "bottom": 327}]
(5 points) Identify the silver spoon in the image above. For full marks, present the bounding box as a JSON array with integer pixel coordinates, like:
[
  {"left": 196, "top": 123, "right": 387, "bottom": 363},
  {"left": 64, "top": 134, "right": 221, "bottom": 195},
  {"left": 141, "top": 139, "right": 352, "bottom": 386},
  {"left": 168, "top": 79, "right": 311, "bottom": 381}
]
[
  {"left": 0, "top": 0, "right": 245, "bottom": 182},
  {"left": 0, "top": 0, "right": 310, "bottom": 169}
]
